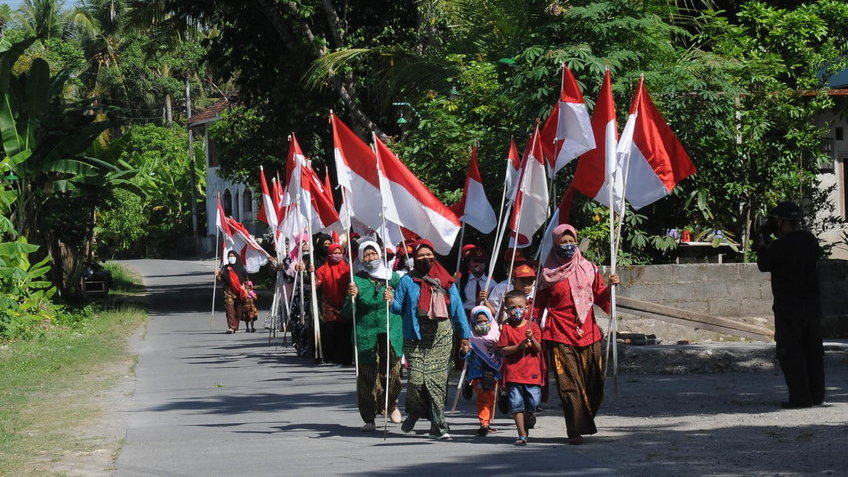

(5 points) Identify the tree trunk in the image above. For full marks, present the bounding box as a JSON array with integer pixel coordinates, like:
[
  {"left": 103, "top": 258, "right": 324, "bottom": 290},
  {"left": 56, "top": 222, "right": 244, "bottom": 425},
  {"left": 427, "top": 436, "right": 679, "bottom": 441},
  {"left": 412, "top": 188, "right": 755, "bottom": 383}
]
[
  {"left": 255, "top": 0, "right": 386, "bottom": 139},
  {"left": 165, "top": 93, "right": 173, "bottom": 124}
]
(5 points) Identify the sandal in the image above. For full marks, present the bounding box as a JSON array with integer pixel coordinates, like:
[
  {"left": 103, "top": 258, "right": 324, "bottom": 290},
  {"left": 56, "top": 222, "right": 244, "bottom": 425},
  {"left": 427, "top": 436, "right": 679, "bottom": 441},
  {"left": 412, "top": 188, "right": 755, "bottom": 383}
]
[
  {"left": 226, "top": 329, "right": 234, "bottom": 334},
  {"left": 514, "top": 437, "right": 527, "bottom": 446}
]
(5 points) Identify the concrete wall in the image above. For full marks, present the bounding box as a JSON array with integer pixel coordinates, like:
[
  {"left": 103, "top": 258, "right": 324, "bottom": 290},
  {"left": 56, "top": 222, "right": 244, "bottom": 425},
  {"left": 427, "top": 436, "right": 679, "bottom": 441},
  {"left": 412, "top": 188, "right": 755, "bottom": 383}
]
[{"left": 599, "top": 262, "right": 848, "bottom": 343}]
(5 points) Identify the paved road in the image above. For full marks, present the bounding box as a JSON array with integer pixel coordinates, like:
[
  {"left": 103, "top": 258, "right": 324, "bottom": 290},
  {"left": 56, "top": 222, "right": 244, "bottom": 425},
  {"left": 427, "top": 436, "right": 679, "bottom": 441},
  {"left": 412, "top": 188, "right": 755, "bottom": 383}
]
[{"left": 114, "top": 259, "right": 612, "bottom": 476}]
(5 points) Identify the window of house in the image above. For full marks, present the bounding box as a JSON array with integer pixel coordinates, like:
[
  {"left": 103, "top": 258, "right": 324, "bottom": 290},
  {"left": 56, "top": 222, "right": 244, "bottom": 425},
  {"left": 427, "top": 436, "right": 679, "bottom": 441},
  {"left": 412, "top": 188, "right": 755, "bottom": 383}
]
[
  {"left": 243, "top": 189, "right": 253, "bottom": 218},
  {"left": 222, "top": 189, "right": 233, "bottom": 217}
]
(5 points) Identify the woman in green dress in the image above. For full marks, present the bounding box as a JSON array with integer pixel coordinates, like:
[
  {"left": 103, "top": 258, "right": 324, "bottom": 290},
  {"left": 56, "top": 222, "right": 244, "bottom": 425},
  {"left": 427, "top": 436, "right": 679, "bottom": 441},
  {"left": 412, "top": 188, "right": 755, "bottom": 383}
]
[{"left": 344, "top": 240, "right": 403, "bottom": 431}]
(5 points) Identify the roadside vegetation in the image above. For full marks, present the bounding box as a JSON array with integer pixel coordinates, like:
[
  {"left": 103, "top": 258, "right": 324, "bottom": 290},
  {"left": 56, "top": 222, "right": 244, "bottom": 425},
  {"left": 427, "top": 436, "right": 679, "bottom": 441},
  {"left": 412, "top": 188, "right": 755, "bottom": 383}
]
[{"left": 0, "top": 263, "right": 146, "bottom": 476}]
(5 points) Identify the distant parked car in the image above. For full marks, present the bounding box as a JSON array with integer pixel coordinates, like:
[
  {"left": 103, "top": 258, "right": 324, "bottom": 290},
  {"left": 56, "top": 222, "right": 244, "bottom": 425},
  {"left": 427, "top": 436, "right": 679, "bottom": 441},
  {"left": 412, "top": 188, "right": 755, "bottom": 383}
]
[{"left": 81, "top": 261, "right": 112, "bottom": 297}]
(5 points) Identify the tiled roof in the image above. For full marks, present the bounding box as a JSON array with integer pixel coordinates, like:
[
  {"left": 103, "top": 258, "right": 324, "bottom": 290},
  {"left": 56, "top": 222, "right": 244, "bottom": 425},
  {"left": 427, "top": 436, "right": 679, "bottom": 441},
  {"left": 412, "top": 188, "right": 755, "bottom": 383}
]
[{"left": 187, "top": 97, "right": 231, "bottom": 127}]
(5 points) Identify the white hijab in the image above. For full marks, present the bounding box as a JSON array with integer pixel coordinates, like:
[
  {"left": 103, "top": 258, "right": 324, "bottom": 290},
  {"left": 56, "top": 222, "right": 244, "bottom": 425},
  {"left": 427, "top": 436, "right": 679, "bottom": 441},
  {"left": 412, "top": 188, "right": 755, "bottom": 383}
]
[{"left": 356, "top": 240, "right": 392, "bottom": 281}]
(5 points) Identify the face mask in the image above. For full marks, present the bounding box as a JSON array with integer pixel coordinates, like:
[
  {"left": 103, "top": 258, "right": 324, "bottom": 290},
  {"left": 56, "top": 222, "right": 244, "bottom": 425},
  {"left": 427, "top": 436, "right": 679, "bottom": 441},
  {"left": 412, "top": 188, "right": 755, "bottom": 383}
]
[
  {"left": 473, "top": 322, "right": 491, "bottom": 336},
  {"left": 507, "top": 306, "right": 524, "bottom": 324},
  {"left": 363, "top": 259, "right": 381, "bottom": 272},
  {"left": 227, "top": 257, "right": 237, "bottom": 265},
  {"left": 557, "top": 243, "right": 578, "bottom": 260},
  {"left": 328, "top": 254, "right": 344, "bottom": 264},
  {"left": 414, "top": 258, "right": 433, "bottom": 273}
]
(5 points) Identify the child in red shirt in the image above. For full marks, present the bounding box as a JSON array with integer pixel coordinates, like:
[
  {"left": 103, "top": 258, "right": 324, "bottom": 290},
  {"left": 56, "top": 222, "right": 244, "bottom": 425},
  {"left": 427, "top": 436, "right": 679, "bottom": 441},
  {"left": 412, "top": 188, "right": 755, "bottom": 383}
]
[{"left": 496, "top": 290, "right": 544, "bottom": 446}]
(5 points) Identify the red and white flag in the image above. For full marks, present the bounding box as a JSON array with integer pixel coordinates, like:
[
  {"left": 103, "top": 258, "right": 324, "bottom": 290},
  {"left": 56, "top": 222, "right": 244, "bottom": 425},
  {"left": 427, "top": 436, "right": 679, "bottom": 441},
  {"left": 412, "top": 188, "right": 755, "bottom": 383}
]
[
  {"left": 573, "top": 68, "right": 623, "bottom": 210},
  {"left": 224, "top": 217, "right": 270, "bottom": 273},
  {"left": 374, "top": 136, "right": 461, "bottom": 255},
  {"left": 504, "top": 138, "right": 522, "bottom": 202},
  {"left": 450, "top": 145, "right": 497, "bottom": 234},
  {"left": 331, "top": 114, "right": 383, "bottom": 231},
  {"left": 540, "top": 67, "right": 596, "bottom": 177},
  {"left": 508, "top": 125, "right": 549, "bottom": 248},
  {"left": 322, "top": 169, "right": 335, "bottom": 208},
  {"left": 215, "top": 193, "right": 232, "bottom": 240},
  {"left": 616, "top": 77, "right": 696, "bottom": 210},
  {"left": 286, "top": 134, "right": 341, "bottom": 233},
  {"left": 257, "top": 166, "right": 280, "bottom": 233}
]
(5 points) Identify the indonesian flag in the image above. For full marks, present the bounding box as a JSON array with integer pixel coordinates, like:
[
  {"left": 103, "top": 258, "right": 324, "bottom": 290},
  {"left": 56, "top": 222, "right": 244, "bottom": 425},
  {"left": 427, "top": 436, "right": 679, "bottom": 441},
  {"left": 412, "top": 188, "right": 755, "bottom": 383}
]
[
  {"left": 322, "top": 169, "right": 335, "bottom": 208},
  {"left": 540, "top": 67, "right": 596, "bottom": 177},
  {"left": 215, "top": 193, "right": 232, "bottom": 240},
  {"left": 504, "top": 138, "right": 522, "bottom": 202},
  {"left": 256, "top": 166, "right": 280, "bottom": 233},
  {"left": 573, "top": 68, "right": 624, "bottom": 210},
  {"left": 224, "top": 217, "right": 270, "bottom": 273},
  {"left": 286, "top": 134, "right": 341, "bottom": 233},
  {"left": 331, "top": 114, "right": 383, "bottom": 231},
  {"left": 450, "top": 145, "right": 497, "bottom": 234},
  {"left": 374, "top": 136, "right": 461, "bottom": 255},
  {"left": 617, "top": 77, "right": 696, "bottom": 210},
  {"left": 508, "top": 125, "right": 549, "bottom": 248}
]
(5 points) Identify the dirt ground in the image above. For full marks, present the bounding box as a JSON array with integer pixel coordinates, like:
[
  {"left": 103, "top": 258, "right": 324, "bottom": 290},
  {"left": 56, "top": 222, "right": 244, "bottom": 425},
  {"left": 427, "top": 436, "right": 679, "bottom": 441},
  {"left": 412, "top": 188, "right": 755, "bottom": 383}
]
[{"left": 526, "top": 344, "right": 848, "bottom": 476}]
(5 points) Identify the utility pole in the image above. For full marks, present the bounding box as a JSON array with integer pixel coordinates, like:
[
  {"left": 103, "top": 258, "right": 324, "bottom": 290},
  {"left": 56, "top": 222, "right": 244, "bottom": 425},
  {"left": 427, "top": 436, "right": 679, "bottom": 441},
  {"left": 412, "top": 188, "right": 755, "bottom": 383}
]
[{"left": 186, "top": 77, "right": 200, "bottom": 253}]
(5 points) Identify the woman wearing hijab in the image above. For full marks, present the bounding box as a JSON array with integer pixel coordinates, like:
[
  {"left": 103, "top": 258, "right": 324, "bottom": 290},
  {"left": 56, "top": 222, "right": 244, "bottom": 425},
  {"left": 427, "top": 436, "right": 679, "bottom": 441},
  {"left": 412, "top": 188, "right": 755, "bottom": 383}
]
[
  {"left": 215, "top": 250, "right": 259, "bottom": 333},
  {"left": 534, "top": 224, "right": 619, "bottom": 445},
  {"left": 386, "top": 239, "right": 471, "bottom": 440},
  {"left": 344, "top": 241, "right": 403, "bottom": 431},
  {"left": 315, "top": 243, "right": 352, "bottom": 364}
]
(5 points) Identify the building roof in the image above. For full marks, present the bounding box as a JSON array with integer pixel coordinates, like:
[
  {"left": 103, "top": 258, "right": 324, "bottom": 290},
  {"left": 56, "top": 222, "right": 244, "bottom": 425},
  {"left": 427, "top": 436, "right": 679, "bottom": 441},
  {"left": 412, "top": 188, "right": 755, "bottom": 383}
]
[{"left": 187, "top": 97, "right": 231, "bottom": 128}]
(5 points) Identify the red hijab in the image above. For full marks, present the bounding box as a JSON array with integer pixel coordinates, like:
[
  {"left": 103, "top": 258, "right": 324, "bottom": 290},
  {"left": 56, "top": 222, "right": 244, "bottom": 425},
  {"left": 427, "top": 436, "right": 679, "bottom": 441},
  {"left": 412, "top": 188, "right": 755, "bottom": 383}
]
[
  {"left": 410, "top": 239, "right": 454, "bottom": 313},
  {"left": 316, "top": 243, "right": 350, "bottom": 308}
]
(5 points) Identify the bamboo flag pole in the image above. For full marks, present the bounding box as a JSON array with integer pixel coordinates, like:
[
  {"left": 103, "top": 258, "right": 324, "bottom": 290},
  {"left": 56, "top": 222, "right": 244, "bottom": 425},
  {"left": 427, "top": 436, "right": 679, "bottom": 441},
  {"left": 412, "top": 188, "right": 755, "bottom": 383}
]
[
  {"left": 372, "top": 133, "right": 391, "bottom": 440},
  {"left": 453, "top": 222, "right": 466, "bottom": 275},
  {"left": 211, "top": 228, "right": 220, "bottom": 330},
  {"left": 344, "top": 191, "right": 360, "bottom": 377}
]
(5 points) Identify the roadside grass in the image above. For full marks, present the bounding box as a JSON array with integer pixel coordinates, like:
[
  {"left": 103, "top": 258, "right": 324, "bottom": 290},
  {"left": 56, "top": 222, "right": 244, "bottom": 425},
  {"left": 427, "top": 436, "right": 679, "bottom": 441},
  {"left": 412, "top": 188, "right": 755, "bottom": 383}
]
[
  {"left": 103, "top": 261, "right": 145, "bottom": 295},
  {"left": 0, "top": 263, "right": 146, "bottom": 476}
]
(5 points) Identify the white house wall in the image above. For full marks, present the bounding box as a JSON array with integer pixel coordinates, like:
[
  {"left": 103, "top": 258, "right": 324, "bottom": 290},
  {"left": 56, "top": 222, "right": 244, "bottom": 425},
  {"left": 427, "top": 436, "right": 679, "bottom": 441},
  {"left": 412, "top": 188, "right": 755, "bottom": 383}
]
[{"left": 814, "top": 109, "right": 848, "bottom": 259}]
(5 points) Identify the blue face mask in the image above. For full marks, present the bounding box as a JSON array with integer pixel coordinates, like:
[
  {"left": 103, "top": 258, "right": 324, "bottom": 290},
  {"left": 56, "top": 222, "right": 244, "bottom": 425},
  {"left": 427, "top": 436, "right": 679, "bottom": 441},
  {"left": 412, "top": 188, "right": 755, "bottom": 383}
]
[{"left": 557, "top": 243, "right": 578, "bottom": 260}]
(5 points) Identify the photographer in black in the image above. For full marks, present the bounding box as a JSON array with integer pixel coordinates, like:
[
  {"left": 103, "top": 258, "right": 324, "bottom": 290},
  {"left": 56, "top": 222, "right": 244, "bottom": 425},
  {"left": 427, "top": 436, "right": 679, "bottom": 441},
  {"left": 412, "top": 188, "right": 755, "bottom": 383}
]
[{"left": 756, "top": 201, "right": 825, "bottom": 409}]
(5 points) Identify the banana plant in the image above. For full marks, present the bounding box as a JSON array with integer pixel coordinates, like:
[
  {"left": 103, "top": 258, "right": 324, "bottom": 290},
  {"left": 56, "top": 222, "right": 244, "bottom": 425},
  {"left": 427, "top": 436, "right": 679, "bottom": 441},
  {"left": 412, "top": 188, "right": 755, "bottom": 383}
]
[{"left": 0, "top": 37, "right": 111, "bottom": 240}]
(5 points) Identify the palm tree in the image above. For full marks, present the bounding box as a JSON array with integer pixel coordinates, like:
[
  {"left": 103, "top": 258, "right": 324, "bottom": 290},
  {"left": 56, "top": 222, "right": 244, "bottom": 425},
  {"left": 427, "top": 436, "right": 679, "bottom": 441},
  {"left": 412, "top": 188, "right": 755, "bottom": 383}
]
[{"left": 14, "top": 0, "right": 66, "bottom": 42}]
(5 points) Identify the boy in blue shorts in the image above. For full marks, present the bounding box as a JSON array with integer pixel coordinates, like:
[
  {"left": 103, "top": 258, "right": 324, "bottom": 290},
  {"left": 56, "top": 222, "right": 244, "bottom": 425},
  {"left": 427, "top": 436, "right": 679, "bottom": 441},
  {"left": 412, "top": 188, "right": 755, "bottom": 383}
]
[{"left": 496, "top": 290, "right": 544, "bottom": 446}]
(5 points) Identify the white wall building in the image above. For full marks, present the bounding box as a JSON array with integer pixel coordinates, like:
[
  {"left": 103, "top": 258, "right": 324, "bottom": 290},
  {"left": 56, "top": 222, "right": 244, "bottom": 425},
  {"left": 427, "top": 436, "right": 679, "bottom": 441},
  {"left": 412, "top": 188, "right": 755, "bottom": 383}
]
[{"left": 188, "top": 99, "right": 263, "bottom": 254}]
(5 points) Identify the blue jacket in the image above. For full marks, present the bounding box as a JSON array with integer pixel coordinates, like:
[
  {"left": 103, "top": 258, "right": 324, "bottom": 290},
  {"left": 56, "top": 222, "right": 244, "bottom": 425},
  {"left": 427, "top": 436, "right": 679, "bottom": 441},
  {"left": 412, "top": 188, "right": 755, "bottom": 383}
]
[{"left": 390, "top": 274, "right": 471, "bottom": 341}]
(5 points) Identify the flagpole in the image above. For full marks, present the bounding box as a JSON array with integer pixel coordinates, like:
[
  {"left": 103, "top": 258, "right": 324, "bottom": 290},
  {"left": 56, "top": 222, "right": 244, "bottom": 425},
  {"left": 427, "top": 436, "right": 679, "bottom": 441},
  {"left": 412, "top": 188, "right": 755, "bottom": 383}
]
[
  {"left": 211, "top": 229, "right": 219, "bottom": 330},
  {"left": 344, "top": 191, "right": 360, "bottom": 377},
  {"left": 372, "top": 133, "right": 391, "bottom": 440},
  {"left": 453, "top": 222, "right": 466, "bottom": 275},
  {"left": 491, "top": 145, "right": 512, "bottom": 257}
]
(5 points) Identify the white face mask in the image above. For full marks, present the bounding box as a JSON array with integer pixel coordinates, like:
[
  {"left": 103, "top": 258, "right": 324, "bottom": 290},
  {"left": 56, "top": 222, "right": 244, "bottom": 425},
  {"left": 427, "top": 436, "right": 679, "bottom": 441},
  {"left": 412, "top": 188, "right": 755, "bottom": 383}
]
[
  {"left": 228, "top": 257, "right": 237, "bottom": 265},
  {"left": 363, "top": 259, "right": 381, "bottom": 272}
]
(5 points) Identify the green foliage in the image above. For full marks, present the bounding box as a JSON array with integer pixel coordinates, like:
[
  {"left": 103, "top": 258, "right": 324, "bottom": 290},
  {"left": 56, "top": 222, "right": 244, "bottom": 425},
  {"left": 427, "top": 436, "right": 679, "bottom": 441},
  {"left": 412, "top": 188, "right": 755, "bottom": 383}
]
[
  {"left": 0, "top": 237, "right": 62, "bottom": 339},
  {"left": 96, "top": 123, "right": 205, "bottom": 256},
  {"left": 208, "top": 107, "right": 284, "bottom": 183}
]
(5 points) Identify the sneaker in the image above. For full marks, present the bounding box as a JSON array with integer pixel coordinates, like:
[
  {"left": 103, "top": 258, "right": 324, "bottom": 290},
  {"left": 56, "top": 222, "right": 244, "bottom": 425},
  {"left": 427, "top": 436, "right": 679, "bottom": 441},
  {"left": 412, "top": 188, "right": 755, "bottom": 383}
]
[
  {"left": 476, "top": 426, "right": 488, "bottom": 437},
  {"left": 428, "top": 432, "right": 452, "bottom": 440},
  {"left": 361, "top": 423, "right": 376, "bottom": 432},
  {"left": 390, "top": 408, "right": 402, "bottom": 424}
]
